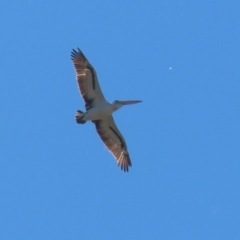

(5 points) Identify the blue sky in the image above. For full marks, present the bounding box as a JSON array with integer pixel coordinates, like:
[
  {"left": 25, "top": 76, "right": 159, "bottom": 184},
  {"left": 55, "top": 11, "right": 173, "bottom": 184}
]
[{"left": 1, "top": 1, "right": 240, "bottom": 239}]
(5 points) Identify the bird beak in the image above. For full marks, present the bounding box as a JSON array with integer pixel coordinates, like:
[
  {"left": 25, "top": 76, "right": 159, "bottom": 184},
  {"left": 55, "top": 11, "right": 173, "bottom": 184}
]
[{"left": 118, "top": 100, "right": 142, "bottom": 105}]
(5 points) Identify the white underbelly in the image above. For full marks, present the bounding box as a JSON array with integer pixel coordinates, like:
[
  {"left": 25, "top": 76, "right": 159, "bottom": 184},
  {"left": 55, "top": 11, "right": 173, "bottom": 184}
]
[{"left": 83, "top": 103, "right": 113, "bottom": 121}]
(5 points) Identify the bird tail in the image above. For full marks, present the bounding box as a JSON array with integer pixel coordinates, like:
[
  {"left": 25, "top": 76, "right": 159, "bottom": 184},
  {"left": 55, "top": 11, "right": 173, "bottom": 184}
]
[{"left": 75, "top": 110, "right": 86, "bottom": 124}]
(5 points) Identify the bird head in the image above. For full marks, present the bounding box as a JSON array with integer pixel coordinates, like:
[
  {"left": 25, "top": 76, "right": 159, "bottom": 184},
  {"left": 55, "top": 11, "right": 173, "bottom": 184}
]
[{"left": 112, "top": 100, "right": 142, "bottom": 111}]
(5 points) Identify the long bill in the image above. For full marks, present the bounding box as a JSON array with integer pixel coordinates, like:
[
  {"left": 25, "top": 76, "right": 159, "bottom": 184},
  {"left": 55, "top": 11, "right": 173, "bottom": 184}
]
[{"left": 118, "top": 100, "right": 142, "bottom": 105}]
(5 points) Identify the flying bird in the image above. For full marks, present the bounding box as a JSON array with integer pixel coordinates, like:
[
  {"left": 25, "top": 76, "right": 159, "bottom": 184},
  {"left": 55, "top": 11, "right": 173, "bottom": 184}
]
[{"left": 71, "top": 48, "right": 142, "bottom": 172}]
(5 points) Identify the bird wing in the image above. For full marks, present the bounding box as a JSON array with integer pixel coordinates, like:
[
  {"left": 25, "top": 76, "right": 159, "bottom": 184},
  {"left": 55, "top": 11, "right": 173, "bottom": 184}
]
[
  {"left": 71, "top": 48, "right": 106, "bottom": 110},
  {"left": 93, "top": 116, "right": 132, "bottom": 172}
]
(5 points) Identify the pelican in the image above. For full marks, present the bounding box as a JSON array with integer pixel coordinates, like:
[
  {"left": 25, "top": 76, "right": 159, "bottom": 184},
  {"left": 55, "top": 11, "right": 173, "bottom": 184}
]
[{"left": 71, "top": 48, "right": 142, "bottom": 172}]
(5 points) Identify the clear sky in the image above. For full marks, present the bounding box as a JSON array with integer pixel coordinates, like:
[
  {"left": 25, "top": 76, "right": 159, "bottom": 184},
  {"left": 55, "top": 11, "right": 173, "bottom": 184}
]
[{"left": 1, "top": 1, "right": 240, "bottom": 239}]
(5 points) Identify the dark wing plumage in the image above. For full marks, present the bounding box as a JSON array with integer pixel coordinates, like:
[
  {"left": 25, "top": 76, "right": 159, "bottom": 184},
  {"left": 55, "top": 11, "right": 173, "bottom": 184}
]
[
  {"left": 93, "top": 116, "right": 132, "bottom": 172},
  {"left": 71, "top": 48, "right": 105, "bottom": 110}
]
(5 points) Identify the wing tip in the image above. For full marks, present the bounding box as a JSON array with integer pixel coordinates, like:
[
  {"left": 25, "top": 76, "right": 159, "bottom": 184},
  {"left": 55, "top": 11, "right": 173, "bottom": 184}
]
[
  {"left": 118, "top": 154, "right": 132, "bottom": 172},
  {"left": 71, "top": 48, "right": 86, "bottom": 61}
]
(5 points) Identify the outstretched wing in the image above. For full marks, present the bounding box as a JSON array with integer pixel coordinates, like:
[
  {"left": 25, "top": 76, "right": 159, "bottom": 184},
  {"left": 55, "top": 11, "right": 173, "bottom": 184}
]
[
  {"left": 93, "top": 116, "right": 132, "bottom": 172},
  {"left": 71, "top": 48, "right": 106, "bottom": 110}
]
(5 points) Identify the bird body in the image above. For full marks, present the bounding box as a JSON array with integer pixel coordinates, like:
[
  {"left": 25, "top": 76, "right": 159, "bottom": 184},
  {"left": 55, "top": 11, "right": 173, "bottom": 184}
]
[
  {"left": 71, "top": 48, "right": 142, "bottom": 172},
  {"left": 78, "top": 100, "right": 113, "bottom": 121}
]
